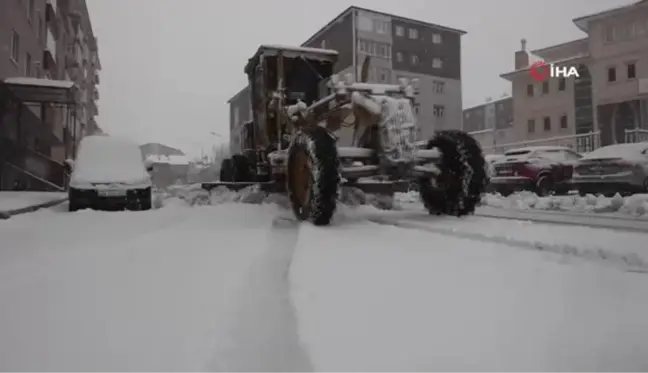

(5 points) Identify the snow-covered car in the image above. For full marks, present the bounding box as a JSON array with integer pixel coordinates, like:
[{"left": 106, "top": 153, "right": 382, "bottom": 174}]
[
  {"left": 572, "top": 142, "right": 648, "bottom": 196},
  {"left": 484, "top": 154, "right": 505, "bottom": 193},
  {"left": 489, "top": 146, "right": 582, "bottom": 196},
  {"left": 66, "top": 135, "right": 154, "bottom": 211}
]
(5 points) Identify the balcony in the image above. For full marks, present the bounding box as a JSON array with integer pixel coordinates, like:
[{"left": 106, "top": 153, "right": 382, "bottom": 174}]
[
  {"left": 93, "top": 87, "right": 99, "bottom": 100},
  {"left": 93, "top": 72, "right": 100, "bottom": 84}
]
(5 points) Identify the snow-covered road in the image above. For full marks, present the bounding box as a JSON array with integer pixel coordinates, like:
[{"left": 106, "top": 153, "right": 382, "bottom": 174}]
[{"left": 1, "top": 198, "right": 648, "bottom": 371}]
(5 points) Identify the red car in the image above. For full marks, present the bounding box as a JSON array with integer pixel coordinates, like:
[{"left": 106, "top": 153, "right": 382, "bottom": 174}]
[{"left": 490, "top": 146, "right": 582, "bottom": 196}]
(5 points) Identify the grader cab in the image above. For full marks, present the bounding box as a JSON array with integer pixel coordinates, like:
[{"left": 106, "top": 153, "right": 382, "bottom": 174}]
[{"left": 209, "top": 44, "right": 487, "bottom": 226}]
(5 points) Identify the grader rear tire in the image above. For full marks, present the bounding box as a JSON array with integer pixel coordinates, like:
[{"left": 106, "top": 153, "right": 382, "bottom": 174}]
[
  {"left": 219, "top": 158, "right": 233, "bottom": 182},
  {"left": 419, "top": 130, "right": 486, "bottom": 216},
  {"left": 287, "top": 126, "right": 340, "bottom": 226}
]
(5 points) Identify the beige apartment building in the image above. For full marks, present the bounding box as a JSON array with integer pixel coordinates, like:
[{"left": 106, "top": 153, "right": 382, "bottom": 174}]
[{"left": 500, "top": 0, "right": 648, "bottom": 153}]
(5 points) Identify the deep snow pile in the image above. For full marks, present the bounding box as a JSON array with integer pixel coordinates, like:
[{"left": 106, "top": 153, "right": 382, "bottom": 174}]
[
  {"left": 158, "top": 184, "right": 398, "bottom": 211},
  {"left": 481, "top": 191, "right": 648, "bottom": 217}
]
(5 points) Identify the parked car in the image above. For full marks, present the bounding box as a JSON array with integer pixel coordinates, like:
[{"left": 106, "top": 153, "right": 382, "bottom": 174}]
[
  {"left": 484, "top": 154, "right": 505, "bottom": 193},
  {"left": 65, "top": 135, "right": 154, "bottom": 211},
  {"left": 572, "top": 142, "right": 648, "bottom": 196},
  {"left": 489, "top": 146, "right": 582, "bottom": 196}
]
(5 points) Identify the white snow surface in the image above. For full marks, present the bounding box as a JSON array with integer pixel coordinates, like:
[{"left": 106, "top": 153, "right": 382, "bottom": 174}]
[
  {"left": 0, "top": 192, "right": 66, "bottom": 212},
  {"left": 146, "top": 154, "right": 190, "bottom": 165},
  {"left": 71, "top": 135, "right": 151, "bottom": 186},
  {"left": 2, "top": 185, "right": 648, "bottom": 370},
  {"left": 3, "top": 77, "right": 75, "bottom": 89},
  {"left": 480, "top": 191, "right": 648, "bottom": 217}
]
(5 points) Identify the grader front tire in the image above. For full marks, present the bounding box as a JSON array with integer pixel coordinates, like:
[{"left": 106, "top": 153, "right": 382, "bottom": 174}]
[{"left": 287, "top": 126, "right": 340, "bottom": 226}]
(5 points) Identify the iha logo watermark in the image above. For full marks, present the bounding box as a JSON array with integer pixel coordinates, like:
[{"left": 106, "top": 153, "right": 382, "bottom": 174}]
[{"left": 528, "top": 61, "right": 579, "bottom": 81}]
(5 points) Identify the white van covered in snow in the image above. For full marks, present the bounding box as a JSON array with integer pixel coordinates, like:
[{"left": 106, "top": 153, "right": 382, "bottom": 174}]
[{"left": 66, "top": 135, "right": 153, "bottom": 211}]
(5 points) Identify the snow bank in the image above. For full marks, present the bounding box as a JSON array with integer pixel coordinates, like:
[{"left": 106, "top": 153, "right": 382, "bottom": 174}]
[
  {"left": 160, "top": 184, "right": 397, "bottom": 211},
  {"left": 0, "top": 192, "right": 66, "bottom": 212},
  {"left": 481, "top": 191, "right": 648, "bottom": 217}
]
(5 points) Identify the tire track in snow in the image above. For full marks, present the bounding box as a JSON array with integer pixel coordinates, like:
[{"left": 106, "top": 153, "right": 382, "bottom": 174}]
[
  {"left": 368, "top": 216, "right": 648, "bottom": 274},
  {"left": 208, "top": 215, "right": 313, "bottom": 372}
]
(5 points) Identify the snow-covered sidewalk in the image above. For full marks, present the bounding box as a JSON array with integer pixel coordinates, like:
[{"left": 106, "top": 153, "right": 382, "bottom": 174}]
[{"left": 0, "top": 191, "right": 67, "bottom": 216}]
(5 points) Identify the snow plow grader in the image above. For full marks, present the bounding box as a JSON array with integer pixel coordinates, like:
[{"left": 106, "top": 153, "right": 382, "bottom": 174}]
[{"left": 208, "top": 44, "right": 487, "bottom": 226}]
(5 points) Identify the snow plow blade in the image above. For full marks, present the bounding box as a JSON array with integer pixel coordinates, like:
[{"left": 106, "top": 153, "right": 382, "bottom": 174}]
[
  {"left": 201, "top": 181, "right": 286, "bottom": 193},
  {"left": 343, "top": 180, "right": 410, "bottom": 194}
]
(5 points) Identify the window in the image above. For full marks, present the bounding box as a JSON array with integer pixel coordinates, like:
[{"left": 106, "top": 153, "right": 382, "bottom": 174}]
[
  {"left": 543, "top": 116, "right": 551, "bottom": 131},
  {"left": 396, "top": 52, "right": 403, "bottom": 62},
  {"left": 560, "top": 115, "right": 568, "bottom": 129},
  {"left": 542, "top": 81, "right": 549, "bottom": 94},
  {"left": 432, "top": 80, "right": 445, "bottom": 93},
  {"left": 527, "top": 119, "right": 535, "bottom": 133},
  {"left": 39, "top": 16, "right": 44, "bottom": 40},
  {"left": 608, "top": 67, "right": 616, "bottom": 82},
  {"left": 28, "top": 0, "right": 35, "bottom": 21},
  {"left": 526, "top": 84, "right": 534, "bottom": 97},
  {"left": 433, "top": 105, "right": 445, "bottom": 118},
  {"left": 432, "top": 57, "right": 443, "bottom": 68},
  {"left": 377, "top": 68, "right": 390, "bottom": 83},
  {"left": 10, "top": 31, "right": 19, "bottom": 63},
  {"left": 408, "top": 28, "right": 418, "bottom": 39},
  {"left": 357, "top": 15, "right": 373, "bottom": 31},
  {"left": 320, "top": 40, "right": 326, "bottom": 49},
  {"left": 558, "top": 78, "right": 566, "bottom": 91},
  {"left": 376, "top": 43, "right": 391, "bottom": 58},
  {"left": 411, "top": 54, "right": 419, "bottom": 65},
  {"left": 395, "top": 25, "right": 404, "bottom": 37},
  {"left": 25, "top": 53, "right": 31, "bottom": 76},
  {"left": 604, "top": 26, "right": 615, "bottom": 42},
  {"left": 373, "top": 20, "right": 389, "bottom": 34},
  {"left": 627, "top": 63, "right": 636, "bottom": 79},
  {"left": 465, "top": 112, "right": 471, "bottom": 119},
  {"left": 431, "top": 33, "right": 442, "bottom": 44}
]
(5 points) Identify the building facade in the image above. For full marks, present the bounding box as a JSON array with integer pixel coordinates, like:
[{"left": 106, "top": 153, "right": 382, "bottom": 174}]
[
  {"left": 463, "top": 96, "right": 515, "bottom": 153},
  {"left": 500, "top": 0, "right": 648, "bottom": 153},
  {"left": 227, "top": 6, "right": 465, "bottom": 153},
  {"left": 0, "top": 0, "right": 100, "bottom": 189}
]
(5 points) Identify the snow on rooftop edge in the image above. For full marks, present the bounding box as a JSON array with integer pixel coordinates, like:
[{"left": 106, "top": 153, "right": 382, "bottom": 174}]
[
  {"left": 3, "top": 77, "right": 75, "bottom": 89},
  {"left": 260, "top": 44, "right": 339, "bottom": 55}
]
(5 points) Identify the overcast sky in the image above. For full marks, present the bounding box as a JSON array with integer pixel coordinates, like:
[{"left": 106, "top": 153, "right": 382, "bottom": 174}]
[{"left": 86, "top": 0, "right": 635, "bottom": 157}]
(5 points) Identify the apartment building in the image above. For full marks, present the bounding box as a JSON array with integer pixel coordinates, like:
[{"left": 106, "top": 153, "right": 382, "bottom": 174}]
[
  {"left": 0, "top": 0, "right": 100, "bottom": 189},
  {"left": 227, "top": 6, "right": 465, "bottom": 153},
  {"left": 463, "top": 96, "right": 515, "bottom": 153},
  {"left": 500, "top": 0, "right": 648, "bottom": 152}
]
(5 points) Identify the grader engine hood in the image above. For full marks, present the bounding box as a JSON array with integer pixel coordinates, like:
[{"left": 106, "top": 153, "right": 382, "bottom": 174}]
[{"left": 349, "top": 88, "right": 418, "bottom": 163}]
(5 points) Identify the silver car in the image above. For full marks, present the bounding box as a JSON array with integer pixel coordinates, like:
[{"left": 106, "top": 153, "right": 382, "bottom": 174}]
[{"left": 572, "top": 142, "right": 648, "bottom": 196}]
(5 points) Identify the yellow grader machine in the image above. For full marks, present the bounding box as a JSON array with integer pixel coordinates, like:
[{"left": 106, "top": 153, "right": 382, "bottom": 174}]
[{"left": 209, "top": 44, "right": 487, "bottom": 226}]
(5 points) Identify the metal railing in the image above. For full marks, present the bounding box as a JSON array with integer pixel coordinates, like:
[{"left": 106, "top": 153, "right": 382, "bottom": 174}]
[
  {"left": 478, "top": 131, "right": 601, "bottom": 154},
  {"left": 624, "top": 128, "right": 648, "bottom": 143}
]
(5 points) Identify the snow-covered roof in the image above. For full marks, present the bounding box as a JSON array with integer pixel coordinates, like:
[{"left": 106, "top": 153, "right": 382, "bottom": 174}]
[
  {"left": 146, "top": 154, "right": 190, "bottom": 165},
  {"left": 504, "top": 146, "right": 572, "bottom": 154},
  {"left": 258, "top": 44, "right": 339, "bottom": 57},
  {"left": 3, "top": 77, "right": 75, "bottom": 89},
  {"left": 583, "top": 142, "right": 648, "bottom": 160}
]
